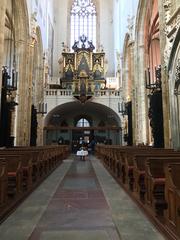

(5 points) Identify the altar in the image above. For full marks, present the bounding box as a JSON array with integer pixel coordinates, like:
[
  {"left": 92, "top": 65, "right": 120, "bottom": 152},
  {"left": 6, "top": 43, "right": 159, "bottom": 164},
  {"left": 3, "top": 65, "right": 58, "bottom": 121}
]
[{"left": 76, "top": 150, "right": 88, "bottom": 156}]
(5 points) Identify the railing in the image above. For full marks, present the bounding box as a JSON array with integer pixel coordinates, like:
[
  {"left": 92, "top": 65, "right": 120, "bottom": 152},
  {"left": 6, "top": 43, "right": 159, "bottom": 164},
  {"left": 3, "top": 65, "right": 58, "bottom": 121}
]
[
  {"left": 46, "top": 89, "right": 121, "bottom": 97},
  {"left": 46, "top": 89, "right": 73, "bottom": 96}
]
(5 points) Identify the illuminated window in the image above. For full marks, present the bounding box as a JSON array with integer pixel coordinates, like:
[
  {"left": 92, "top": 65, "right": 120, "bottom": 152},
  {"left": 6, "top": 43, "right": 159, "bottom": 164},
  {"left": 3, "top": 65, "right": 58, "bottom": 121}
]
[
  {"left": 71, "top": 0, "right": 96, "bottom": 49},
  {"left": 76, "top": 118, "right": 90, "bottom": 127}
]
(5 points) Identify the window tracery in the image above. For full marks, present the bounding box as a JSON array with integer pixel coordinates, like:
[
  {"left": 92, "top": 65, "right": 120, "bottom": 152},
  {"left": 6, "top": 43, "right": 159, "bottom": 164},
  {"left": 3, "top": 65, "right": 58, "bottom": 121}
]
[{"left": 71, "top": 0, "right": 96, "bottom": 50}]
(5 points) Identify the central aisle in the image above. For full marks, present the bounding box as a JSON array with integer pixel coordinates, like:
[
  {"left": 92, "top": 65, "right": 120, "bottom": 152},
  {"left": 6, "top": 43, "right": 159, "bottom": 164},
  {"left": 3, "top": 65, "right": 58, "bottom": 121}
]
[
  {"left": 29, "top": 156, "right": 120, "bottom": 240},
  {"left": 0, "top": 155, "right": 166, "bottom": 240}
]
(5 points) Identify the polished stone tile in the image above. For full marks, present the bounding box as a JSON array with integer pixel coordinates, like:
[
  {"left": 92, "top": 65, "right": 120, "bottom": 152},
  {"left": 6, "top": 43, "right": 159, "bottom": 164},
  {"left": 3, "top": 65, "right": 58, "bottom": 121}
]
[
  {"left": 28, "top": 157, "right": 120, "bottom": 239},
  {"left": 62, "top": 178, "right": 97, "bottom": 190},
  {"left": 0, "top": 162, "right": 72, "bottom": 240},
  {"left": 39, "top": 230, "right": 114, "bottom": 240}
]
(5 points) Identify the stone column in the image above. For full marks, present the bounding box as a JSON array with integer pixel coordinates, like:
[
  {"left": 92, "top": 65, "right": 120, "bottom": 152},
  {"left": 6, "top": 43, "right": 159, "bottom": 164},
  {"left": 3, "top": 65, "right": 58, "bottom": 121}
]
[
  {"left": 15, "top": 39, "right": 30, "bottom": 145},
  {"left": 26, "top": 39, "right": 36, "bottom": 145},
  {"left": 0, "top": 0, "right": 6, "bottom": 116},
  {"left": 158, "top": 0, "right": 170, "bottom": 148},
  {"left": 128, "top": 41, "right": 137, "bottom": 145},
  {"left": 37, "top": 114, "right": 44, "bottom": 146}
]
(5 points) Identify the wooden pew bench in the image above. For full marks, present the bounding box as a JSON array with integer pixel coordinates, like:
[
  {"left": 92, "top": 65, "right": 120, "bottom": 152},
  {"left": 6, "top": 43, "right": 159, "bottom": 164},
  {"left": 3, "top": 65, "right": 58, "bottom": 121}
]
[
  {"left": 124, "top": 148, "right": 174, "bottom": 190},
  {"left": 133, "top": 152, "right": 180, "bottom": 201},
  {"left": 0, "top": 151, "right": 33, "bottom": 191},
  {"left": 0, "top": 159, "right": 7, "bottom": 207},
  {"left": 164, "top": 163, "right": 180, "bottom": 238},
  {"left": 3, "top": 155, "right": 22, "bottom": 198},
  {"left": 145, "top": 157, "right": 180, "bottom": 217},
  {"left": 0, "top": 145, "right": 70, "bottom": 222}
]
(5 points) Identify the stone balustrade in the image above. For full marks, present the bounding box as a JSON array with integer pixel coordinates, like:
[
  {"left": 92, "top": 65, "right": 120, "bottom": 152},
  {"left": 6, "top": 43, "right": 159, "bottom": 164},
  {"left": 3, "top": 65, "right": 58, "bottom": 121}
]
[{"left": 46, "top": 89, "right": 121, "bottom": 97}]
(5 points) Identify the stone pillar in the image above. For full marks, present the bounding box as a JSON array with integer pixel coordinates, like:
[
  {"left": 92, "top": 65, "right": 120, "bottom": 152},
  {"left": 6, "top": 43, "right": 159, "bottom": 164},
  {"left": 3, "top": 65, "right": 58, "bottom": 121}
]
[
  {"left": 129, "top": 41, "right": 137, "bottom": 145},
  {"left": 0, "top": 0, "right": 6, "bottom": 116},
  {"left": 16, "top": 39, "right": 37, "bottom": 146},
  {"left": 158, "top": 0, "right": 170, "bottom": 148},
  {"left": 15, "top": 39, "right": 30, "bottom": 145},
  {"left": 37, "top": 114, "right": 44, "bottom": 146},
  {"left": 26, "top": 39, "right": 36, "bottom": 145}
]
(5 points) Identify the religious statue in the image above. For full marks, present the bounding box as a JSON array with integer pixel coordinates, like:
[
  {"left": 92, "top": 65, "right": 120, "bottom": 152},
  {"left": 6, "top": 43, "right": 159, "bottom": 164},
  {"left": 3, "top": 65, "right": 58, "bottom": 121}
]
[
  {"left": 65, "top": 59, "right": 74, "bottom": 72},
  {"left": 65, "top": 59, "right": 74, "bottom": 79},
  {"left": 93, "top": 59, "right": 103, "bottom": 79},
  {"left": 72, "top": 40, "right": 79, "bottom": 51}
]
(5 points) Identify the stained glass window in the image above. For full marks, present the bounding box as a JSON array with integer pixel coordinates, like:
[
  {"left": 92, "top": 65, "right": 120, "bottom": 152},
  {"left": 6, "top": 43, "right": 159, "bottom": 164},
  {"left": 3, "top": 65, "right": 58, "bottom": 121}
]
[{"left": 71, "top": 0, "right": 96, "bottom": 50}]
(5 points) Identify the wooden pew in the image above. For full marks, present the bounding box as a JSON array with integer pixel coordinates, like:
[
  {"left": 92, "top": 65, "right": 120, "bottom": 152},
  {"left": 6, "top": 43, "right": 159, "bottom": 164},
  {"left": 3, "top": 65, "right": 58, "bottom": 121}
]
[
  {"left": 0, "top": 145, "right": 70, "bottom": 222},
  {"left": 133, "top": 152, "right": 180, "bottom": 201},
  {"left": 123, "top": 148, "right": 174, "bottom": 190},
  {"left": 4, "top": 155, "right": 22, "bottom": 198},
  {"left": 95, "top": 145, "right": 180, "bottom": 239},
  {"left": 145, "top": 157, "right": 180, "bottom": 217},
  {"left": 0, "top": 159, "right": 7, "bottom": 207},
  {"left": 164, "top": 163, "right": 180, "bottom": 237},
  {"left": 0, "top": 151, "right": 33, "bottom": 190}
]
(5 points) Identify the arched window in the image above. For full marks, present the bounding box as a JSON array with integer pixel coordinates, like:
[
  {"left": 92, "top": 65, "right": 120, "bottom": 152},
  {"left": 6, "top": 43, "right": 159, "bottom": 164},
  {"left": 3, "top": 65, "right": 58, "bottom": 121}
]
[
  {"left": 70, "top": 0, "right": 96, "bottom": 49},
  {"left": 76, "top": 118, "right": 90, "bottom": 127}
]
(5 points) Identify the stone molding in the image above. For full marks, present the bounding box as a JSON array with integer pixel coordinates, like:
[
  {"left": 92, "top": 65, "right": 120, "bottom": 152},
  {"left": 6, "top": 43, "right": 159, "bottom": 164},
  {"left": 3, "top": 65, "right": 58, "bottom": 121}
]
[{"left": 163, "top": 1, "right": 180, "bottom": 65}]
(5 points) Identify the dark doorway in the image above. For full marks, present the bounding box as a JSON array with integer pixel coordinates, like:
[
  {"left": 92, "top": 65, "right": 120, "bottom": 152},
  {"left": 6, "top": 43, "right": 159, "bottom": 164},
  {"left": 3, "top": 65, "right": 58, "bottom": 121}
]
[{"left": 148, "top": 91, "right": 164, "bottom": 148}]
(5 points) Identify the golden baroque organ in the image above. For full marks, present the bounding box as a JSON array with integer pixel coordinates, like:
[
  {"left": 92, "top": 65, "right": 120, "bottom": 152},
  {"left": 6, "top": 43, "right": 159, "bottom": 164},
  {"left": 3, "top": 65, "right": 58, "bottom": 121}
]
[{"left": 60, "top": 35, "right": 106, "bottom": 103}]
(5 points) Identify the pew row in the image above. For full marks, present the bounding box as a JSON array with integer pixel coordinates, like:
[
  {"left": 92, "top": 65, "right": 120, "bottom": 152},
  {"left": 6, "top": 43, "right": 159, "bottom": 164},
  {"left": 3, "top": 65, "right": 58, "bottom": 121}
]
[
  {"left": 165, "top": 163, "right": 180, "bottom": 238},
  {"left": 0, "top": 145, "right": 70, "bottom": 222},
  {"left": 95, "top": 145, "right": 180, "bottom": 240}
]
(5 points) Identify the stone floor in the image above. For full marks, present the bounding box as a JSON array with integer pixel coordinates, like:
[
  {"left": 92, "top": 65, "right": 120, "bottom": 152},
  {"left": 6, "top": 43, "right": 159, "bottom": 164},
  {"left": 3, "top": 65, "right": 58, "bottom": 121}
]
[{"left": 0, "top": 155, "right": 166, "bottom": 240}]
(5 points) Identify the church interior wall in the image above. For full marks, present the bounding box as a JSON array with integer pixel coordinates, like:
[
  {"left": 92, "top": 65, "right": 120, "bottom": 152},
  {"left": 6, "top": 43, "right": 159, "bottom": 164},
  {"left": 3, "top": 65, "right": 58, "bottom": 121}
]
[
  {"left": 49, "top": 0, "right": 117, "bottom": 81},
  {"left": 0, "top": 0, "right": 179, "bottom": 148},
  {"left": 98, "top": 0, "right": 114, "bottom": 77}
]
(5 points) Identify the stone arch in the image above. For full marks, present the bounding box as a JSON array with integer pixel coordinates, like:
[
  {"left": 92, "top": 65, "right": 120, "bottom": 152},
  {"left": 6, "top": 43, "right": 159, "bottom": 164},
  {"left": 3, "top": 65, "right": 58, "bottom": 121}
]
[
  {"left": 167, "top": 27, "right": 180, "bottom": 149},
  {"left": 134, "top": 0, "right": 161, "bottom": 146},
  {"left": 144, "top": 1, "right": 162, "bottom": 147},
  {"left": 44, "top": 101, "right": 122, "bottom": 146}
]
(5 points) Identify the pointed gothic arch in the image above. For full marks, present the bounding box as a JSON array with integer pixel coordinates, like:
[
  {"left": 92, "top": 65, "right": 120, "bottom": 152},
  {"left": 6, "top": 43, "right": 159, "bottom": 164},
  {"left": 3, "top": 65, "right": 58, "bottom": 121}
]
[{"left": 134, "top": 0, "right": 163, "bottom": 147}]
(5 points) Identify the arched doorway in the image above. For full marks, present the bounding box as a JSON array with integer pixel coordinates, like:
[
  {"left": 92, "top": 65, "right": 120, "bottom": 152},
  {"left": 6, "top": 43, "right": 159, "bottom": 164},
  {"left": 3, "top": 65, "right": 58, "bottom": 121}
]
[{"left": 44, "top": 101, "right": 122, "bottom": 151}]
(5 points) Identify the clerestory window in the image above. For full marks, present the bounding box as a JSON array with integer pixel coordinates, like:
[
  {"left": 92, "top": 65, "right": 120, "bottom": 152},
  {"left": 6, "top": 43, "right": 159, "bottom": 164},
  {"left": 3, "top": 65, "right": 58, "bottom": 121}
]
[{"left": 70, "top": 0, "right": 96, "bottom": 49}]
